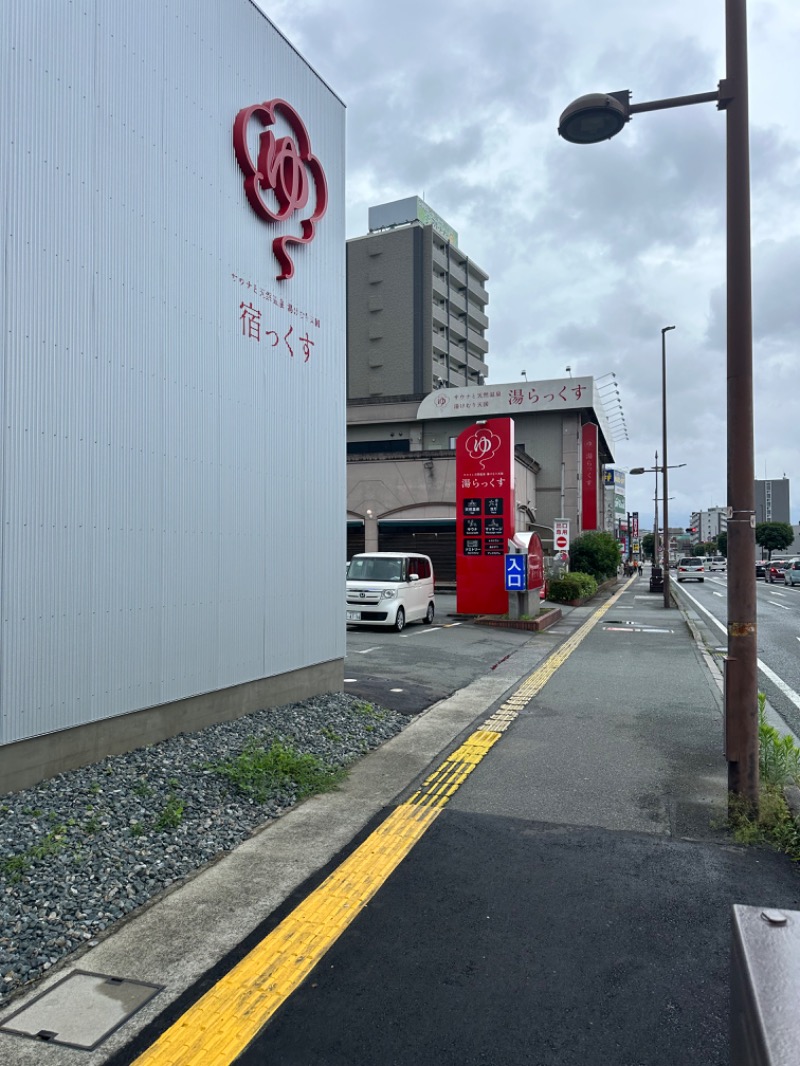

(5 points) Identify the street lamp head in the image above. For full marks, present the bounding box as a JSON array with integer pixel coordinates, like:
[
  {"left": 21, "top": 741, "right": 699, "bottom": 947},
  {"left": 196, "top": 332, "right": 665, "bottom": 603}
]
[
  {"left": 558, "top": 92, "right": 630, "bottom": 144},
  {"left": 629, "top": 463, "right": 686, "bottom": 475},
  {"left": 662, "top": 325, "right": 676, "bottom": 335}
]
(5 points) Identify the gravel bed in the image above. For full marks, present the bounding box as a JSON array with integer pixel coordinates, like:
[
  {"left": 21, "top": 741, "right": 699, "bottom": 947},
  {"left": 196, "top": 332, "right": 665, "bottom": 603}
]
[{"left": 0, "top": 692, "right": 405, "bottom": 1006}]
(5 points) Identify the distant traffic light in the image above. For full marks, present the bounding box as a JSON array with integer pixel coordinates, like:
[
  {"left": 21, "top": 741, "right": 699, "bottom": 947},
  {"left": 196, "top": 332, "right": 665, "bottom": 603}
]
[{"left": 685, "top": 527, "right": 697, "bottom": 533}]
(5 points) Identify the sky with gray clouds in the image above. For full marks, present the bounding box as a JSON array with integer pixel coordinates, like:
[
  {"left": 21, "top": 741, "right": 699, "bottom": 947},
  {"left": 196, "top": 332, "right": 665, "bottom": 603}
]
[{"left": 257, "top": 0, "right": 800, "bottom": 529}]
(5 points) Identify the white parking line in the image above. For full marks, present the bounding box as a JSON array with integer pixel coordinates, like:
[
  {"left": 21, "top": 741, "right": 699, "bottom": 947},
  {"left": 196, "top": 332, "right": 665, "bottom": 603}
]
[{"left": 677, "top": 585, "right": 800, "bottom": 713}]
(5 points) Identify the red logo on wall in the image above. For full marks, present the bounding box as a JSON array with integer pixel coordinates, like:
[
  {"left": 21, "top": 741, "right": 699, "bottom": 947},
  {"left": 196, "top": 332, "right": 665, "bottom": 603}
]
[
  {"left": 464, "top": 425, "right": 501, "bottom": 467},
  {"left": 233, "top": 99, "right": 328, "bottom": 281}
]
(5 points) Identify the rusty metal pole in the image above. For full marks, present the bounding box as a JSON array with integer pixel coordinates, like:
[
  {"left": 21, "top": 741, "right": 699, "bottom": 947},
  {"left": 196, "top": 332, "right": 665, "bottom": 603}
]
[
  {"left": 724, "top": 0, "right": 758, "bottom": 808},
  {"left": 661, "top": 326, "right": 675, "bottom": 608}
]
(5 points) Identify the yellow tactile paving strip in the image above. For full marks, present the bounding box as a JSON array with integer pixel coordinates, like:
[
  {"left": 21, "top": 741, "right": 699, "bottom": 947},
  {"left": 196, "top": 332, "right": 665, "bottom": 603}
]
[{"left": 133, "top": 578, "right": 633, "bottom": 1065}]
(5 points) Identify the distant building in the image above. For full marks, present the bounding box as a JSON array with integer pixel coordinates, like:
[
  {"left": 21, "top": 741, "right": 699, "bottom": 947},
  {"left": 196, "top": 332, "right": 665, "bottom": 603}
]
[
  {"left": 690, "top": 507, "right": 728, "bottom": 544},
  {"left": 346, "top": 197, "right": 489, "bottom": 399},
  {"left": 346, "top": 377, "right": 616, "bottom": 581},
  {"left": 754, "top": 478, "right": 791, "bottom": 525}
]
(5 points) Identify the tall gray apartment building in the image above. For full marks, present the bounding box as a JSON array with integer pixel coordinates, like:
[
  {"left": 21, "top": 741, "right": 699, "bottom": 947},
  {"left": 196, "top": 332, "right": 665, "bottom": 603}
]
[
  {"left": 754, "top": 478, "right": 791, "bottom": 524},
  {"left": 346, "top": 197, "right": 489, "bottom": 400}
]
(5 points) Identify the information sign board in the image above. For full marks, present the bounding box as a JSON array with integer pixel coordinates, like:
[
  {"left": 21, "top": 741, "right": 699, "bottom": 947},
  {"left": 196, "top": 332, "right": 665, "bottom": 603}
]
[{"left": 456, "top": 418, "right": 515, "bottom": 614}]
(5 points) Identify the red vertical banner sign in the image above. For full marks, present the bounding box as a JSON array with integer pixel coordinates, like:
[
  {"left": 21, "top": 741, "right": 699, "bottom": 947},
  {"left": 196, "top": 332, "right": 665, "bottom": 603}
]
[
  {"left": 456, "top": 418, "right": 515, "bottom": 615},
  {"left": 581, "top": 423, "right": 599, "bottom": 532}
]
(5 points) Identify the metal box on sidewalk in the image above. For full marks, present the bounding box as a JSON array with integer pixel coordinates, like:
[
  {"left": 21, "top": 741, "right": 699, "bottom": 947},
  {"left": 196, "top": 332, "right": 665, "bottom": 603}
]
[{"left": 731, "top": 904, "right": 800, "bottom": 1065}]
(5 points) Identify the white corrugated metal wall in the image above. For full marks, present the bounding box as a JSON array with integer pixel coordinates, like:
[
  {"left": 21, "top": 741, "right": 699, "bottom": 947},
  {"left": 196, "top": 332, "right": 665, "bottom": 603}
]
[{"left": 0, "top": 0, "right": 345, "bottom": 744}]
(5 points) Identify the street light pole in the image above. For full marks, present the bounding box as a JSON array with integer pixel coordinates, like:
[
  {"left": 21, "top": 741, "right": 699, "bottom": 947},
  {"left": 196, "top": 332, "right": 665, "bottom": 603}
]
[
  {"left": 661, "top": 326, "right": 675, "bottom": 608},
  {"left": 557, "top": 0, "right": 758, "bottom": 808},
  {"left": 725, "top": 0, "right": 757, "bottom": 807}
]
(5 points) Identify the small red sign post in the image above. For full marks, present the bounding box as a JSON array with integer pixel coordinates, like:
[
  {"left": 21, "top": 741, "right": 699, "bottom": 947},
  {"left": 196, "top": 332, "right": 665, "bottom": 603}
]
[
  {"left": 456, "top": 418, "right": 515, "bottom": 615},
  {"left": 554, "top": 519, "right": 570, "bottom": 553}
]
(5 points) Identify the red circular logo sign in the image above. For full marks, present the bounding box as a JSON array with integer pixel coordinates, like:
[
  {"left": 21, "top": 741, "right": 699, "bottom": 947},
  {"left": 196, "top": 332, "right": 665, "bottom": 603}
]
[{"left": 233, "top": 99, "right": 328, "bottom": 281}]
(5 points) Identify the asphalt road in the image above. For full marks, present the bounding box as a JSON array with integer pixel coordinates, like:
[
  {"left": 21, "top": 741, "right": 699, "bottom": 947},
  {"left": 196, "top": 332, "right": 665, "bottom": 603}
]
[{"left": 672, "top": 571, "right": 800, "bottom": 736}]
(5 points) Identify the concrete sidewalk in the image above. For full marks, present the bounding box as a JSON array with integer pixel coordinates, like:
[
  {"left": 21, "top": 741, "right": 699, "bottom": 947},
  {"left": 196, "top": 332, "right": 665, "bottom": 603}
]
[{"left": 1, "top": 577, "right": 798, "bottom": 1064}]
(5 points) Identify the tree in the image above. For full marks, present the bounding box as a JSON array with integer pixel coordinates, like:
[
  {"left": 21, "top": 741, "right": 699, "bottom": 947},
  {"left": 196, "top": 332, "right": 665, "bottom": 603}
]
[
  {"left": 569, "top": 531, "right": 622, "bottom": 581},
  {"left": 755, "top": 522, "right": 794, "bottom": 559},
  {"left": 693, "top": 541, "right": 716, "bottom": 557},
  {"left": 641, "top": 532, "right": 655, "bottom": 561},
  {"left": 716, "top": 531, "right": 727, "bottom": 557}
]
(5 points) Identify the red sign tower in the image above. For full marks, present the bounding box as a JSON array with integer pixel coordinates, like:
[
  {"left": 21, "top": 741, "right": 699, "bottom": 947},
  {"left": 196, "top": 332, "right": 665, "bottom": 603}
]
[{"left": 456, "top": 418, "right": 515, "bottom": 615}]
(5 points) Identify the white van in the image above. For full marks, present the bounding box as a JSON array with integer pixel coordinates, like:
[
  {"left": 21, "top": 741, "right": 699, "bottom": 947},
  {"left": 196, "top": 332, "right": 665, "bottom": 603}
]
[
  {"left": 706, "top": 556, "right": 727, "bottom": 572},
  {"left": 346, "top": 552, "right": 435, "bottom": 632}
]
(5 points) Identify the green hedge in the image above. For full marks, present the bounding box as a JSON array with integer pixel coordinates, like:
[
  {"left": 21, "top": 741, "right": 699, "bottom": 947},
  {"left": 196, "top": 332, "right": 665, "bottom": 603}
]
[
  {"left": 547, "top": 572, "right": 598, "bottom": 603},
  {"left": 568, "top": 531, "right": 622, "bottom": 581}
]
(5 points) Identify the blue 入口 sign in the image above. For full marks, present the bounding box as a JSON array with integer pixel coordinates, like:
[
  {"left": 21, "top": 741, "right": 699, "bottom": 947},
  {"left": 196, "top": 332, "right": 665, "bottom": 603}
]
[{"left": 504, "top": 554, "right": 527, "bottom": 591}]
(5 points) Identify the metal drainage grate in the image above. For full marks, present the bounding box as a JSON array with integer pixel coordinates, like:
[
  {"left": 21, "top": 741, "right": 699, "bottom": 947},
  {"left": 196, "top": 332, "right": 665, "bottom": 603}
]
[{"left": 0, "top": 970, "right": 163, "bottom": 1051}]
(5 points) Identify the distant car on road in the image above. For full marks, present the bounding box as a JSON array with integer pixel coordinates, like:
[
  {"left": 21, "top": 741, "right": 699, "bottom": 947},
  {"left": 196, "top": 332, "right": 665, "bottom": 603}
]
[
  {"left": 783, "top": 559, "right": 800, "bottom": 587},
  {"left": 756, "top": 560, "right": 767, "bottom": 579},
  {"left": 706, "top": 556, "right": 727, "bottom": 572},
  {"left": 676, "top": 557, "right": 705, "bottom": 583},
  {"left": 765, "top": 559, "right": 791, "bottom": 584}
]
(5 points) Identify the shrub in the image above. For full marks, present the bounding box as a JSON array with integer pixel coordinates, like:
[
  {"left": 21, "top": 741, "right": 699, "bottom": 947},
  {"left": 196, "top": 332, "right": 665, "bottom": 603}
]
[
  {"left": 547, "top": 572, "right": 597, "bottom": 603},
  {"left": 568, "top": 531, "right": 622, "bottom": 581},
  {"left": 759, "top": 691, "right": 800, "bottom": 787},
  {"left": 727, "top": 693, "right": 800, "bottom": 860}
]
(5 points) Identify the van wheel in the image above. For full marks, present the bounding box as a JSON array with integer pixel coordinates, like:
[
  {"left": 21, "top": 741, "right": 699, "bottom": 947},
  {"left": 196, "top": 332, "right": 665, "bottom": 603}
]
[
  {"left": 394, "top": 607, "right": 405, "bottom": 632},
  {"left": 424, "top": 602, "right": 435, "bottom": 625}
]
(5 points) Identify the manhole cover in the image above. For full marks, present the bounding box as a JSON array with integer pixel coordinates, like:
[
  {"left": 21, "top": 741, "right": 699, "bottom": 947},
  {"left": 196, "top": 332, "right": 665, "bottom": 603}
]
[{"left": 0, "top": 970, "right": 163, "bottom": 1051}]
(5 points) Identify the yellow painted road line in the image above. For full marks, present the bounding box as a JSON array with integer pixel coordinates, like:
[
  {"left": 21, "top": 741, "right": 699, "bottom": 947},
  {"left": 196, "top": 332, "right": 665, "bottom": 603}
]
[{"left": 132, "top": 578, "right": 634, "bottom": 1066}]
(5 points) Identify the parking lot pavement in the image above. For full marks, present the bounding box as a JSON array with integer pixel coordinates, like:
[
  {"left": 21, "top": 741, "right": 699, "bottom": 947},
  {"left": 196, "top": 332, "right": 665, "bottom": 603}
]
[{"left": 343, "top": 593, "right": 578, "bottom": 714}]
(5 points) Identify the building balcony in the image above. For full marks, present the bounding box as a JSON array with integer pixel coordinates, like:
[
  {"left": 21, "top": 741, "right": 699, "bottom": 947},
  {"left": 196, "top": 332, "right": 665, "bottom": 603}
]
[
  {"left": 466, "top": 304, "right": 489, "bottom": 331},
  {"left": 448, "top": 315, "right": 467, "bottom": 341},
  {"left": 468, "top": 277, "right": 489, "bottom": 305},
  {"left": 467, "top": 329, "right": 489, "bottom": 354}
]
